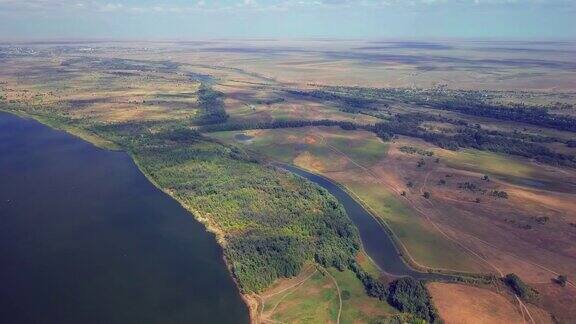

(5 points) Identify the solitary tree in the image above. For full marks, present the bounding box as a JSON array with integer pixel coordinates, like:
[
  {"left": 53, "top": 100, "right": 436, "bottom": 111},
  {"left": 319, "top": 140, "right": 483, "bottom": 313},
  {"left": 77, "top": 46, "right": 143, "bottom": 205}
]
[{"left": 556, "top": 275, "right": 568, "bottom": 287}]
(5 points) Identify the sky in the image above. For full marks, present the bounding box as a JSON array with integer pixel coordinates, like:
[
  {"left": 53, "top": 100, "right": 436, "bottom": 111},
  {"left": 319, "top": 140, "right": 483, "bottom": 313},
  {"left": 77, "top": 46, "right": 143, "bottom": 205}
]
[{"left": 0, "top": 0, "right": 575, "bottom": 40}]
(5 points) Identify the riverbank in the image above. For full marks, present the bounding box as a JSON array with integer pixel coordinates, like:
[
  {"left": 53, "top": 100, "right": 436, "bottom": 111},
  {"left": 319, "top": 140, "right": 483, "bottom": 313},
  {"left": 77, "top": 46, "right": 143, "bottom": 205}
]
[
  {"left": 1, "top": 109, "right": 261, "bottom": 322},
  {"left": 130, "top": 155, "right": 260, "bottom": 323},
  {"left": 1, "top": 109, "right": 121, "bottom": 151},
  {"left": 0, "top": 111, "right": 249, "bottom": 323}
]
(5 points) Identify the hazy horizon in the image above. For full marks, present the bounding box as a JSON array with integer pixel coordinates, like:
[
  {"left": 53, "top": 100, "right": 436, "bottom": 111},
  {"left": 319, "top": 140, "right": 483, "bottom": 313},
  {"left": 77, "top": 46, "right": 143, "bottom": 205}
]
[
  {"left": 2, "top": 36, "right": 576, "bottom": 43},
  {"left": 1, "top": 0, "right": 575, "bottom": 40}
]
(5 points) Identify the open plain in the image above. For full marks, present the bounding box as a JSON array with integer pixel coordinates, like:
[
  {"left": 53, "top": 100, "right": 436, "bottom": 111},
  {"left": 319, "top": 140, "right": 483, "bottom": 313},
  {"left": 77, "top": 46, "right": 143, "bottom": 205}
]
[{"left": 1, "top": 39, "right": 575, "bottom": 323}]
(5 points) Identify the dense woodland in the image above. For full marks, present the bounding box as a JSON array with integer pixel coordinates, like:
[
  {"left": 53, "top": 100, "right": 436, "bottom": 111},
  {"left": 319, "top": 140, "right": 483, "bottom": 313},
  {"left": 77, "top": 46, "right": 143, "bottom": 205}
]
[
  {"left": 387, "top": 277, "right": 439, "bottom": 323},
  {"left": 194, "top": 85, "right": 229, "bottom": 125},
  {"left": 199, "top": 118, "right": 359, "bottom": 133}
]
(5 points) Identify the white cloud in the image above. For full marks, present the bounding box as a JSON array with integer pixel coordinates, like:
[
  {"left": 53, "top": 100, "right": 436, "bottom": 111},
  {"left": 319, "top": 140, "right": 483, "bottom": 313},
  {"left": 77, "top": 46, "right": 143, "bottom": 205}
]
[
  {"left": 100, "top": 3, "right": 123, "bottom": 12},
  {"left": 0, "top": 0, "right": 573, "bottom": 16}
]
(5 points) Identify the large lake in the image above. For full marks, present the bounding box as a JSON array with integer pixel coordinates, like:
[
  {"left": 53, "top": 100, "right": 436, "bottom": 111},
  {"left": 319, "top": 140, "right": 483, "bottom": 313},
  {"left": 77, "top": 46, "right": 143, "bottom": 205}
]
[{"left": 0, "top": 112, "right": 249, "bottom": 324}]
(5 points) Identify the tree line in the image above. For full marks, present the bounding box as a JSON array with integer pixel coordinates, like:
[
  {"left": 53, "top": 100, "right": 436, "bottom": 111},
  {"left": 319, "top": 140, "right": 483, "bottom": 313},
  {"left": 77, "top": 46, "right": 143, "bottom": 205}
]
[
  {"left": 301, "top": 86, "right": 576, "bottom": 132},
  {"left": 200, "top": 113, "right": 576, "bottom": 168},
  {"left": 194, "top": 84, "right": 229, "bottom": 125}
]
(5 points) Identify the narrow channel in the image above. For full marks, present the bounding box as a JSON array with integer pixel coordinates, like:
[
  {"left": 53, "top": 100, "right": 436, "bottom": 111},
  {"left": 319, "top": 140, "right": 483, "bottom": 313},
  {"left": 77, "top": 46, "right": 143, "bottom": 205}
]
[{"left": 275, "top": 163, "right": 452, "bottom": 281}]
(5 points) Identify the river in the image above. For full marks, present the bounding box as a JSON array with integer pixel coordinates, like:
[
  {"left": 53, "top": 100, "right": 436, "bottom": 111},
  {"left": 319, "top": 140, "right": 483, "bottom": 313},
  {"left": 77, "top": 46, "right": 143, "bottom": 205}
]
[
  {"left": 274, "top": 163, "right": 451, "bottom": 281},
  {"left": 0, "top": 112, "right": 249, "bottom": 324}
]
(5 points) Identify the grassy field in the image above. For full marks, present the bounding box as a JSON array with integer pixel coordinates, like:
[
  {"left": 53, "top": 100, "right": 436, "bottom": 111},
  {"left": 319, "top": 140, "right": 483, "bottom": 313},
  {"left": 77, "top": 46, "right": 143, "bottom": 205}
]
[
  {"left": 257, "top": 262, "right": 401, "bottom": 324},
  {"left": 435, "top": 148, "right": 576, "bottom": 192},
  {"left": 152, "top": 39, "right": 576, "bottom": 92},
  {"left": 328, "top": 268, "right": 398, "bottom": 323},
  {"left": 2, "top": 40, "right": 575, "bottom": 322},
  {"left": 347, "top": 182, "right": 483, "bottom": 272},
  {"left": 260, "top": 266, "right": 339, "bottom": 323},
  {"left": 437, "top": 149, "right": 534, "bottom": 178},
  {"left": 210, "top": 127, "right": 388, "bottom": 169}
]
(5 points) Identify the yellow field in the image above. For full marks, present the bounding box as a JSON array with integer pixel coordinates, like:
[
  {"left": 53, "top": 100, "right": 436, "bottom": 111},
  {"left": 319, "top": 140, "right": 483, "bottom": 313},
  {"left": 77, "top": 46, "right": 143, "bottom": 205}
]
[{"left": 428, "top": 283, "right": 530, "bottom": 324}]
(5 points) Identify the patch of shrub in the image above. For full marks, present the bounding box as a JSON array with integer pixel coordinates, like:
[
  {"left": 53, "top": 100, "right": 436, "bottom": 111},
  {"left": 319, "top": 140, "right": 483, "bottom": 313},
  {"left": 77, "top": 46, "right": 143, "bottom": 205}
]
[
  {"left": 341, "top": 290, "right": 351, "bottom": 300},
  {"left": 491, "top": 190, "right": 509, "bottom": 199},
  {"left": 504, "top": 273, "right": 538, "bottom": 301},
  {"left": 400, "top": 146, "right": 434, "bottom": 156},
  {"left": 554, "top": 275, "right": 567, "bottom": 287},
  {"left": 387, "top": 277, "right": 438, "bottom": 323},
  {"left": 195, "top": 84, "right": 229, "bottom": 125}
]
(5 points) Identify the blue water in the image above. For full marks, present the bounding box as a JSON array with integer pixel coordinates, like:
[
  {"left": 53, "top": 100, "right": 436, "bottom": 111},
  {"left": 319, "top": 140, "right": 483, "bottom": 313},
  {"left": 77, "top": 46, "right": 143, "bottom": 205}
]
[{"left": 0, "top": 112, "right": 249, "bottom": 324}]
